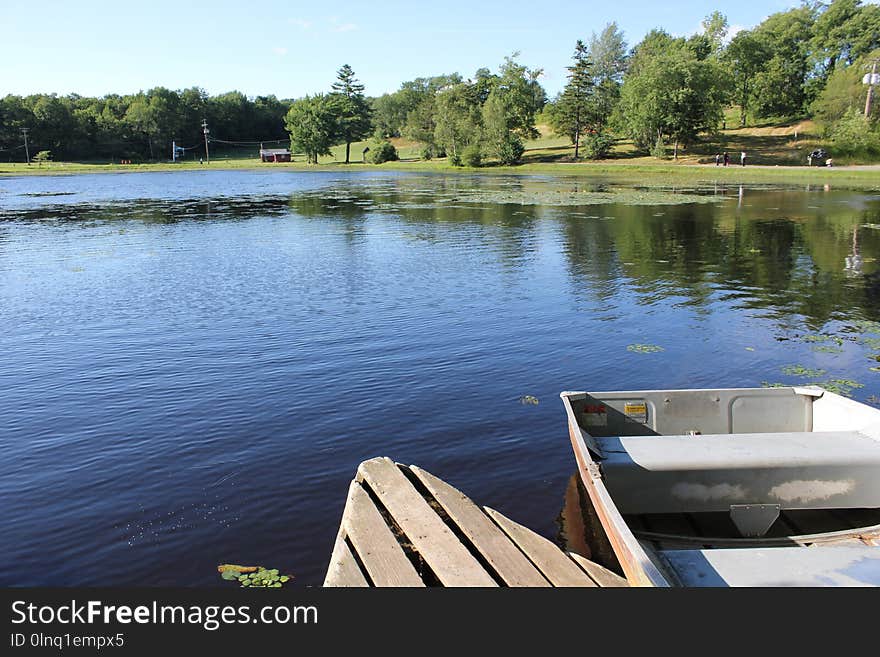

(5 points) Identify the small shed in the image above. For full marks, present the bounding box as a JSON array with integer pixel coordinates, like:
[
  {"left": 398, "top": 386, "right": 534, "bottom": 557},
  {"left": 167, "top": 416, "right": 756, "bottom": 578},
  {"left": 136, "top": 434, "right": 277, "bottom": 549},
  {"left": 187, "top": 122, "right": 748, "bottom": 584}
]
[{"left": 259, "top": 148, "right": 291, "bottom": 163}]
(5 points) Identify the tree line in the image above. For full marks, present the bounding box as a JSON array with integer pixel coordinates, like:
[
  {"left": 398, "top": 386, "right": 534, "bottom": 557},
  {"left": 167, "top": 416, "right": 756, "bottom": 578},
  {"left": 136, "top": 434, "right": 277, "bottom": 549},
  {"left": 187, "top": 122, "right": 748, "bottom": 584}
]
[
  {"left": 2, "top": 0, "right": 878, "bottom": 163},
  {"left": 0, "top": 89, "right": 291, "bottom": 162}
]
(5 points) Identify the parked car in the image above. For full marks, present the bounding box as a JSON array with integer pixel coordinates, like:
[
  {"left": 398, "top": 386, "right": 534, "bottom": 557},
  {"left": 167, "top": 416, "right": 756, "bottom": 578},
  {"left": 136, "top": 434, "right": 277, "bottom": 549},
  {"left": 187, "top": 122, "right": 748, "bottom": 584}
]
[{"left": 807, "top": 148, "right": 828, "bottom": 166}]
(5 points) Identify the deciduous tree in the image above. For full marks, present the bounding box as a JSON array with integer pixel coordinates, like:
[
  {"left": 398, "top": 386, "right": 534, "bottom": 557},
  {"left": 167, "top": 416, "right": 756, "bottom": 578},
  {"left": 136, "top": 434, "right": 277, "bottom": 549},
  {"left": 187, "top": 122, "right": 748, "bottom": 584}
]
[{"left": 285, "top": 94, "right": 337, "bottom": 164}]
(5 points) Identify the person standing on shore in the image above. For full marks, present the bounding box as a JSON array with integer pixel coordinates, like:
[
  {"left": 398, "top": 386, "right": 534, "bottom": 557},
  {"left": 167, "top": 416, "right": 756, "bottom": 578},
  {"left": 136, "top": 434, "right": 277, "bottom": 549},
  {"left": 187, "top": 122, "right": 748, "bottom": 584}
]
[
  {"left": 723, "top": 152, "right": 729, "bottom": 166},
  {"left": 715, "top": 153, "right": 721, "bottom": 166},
  {"left": 741, "top": 151, "right": 746, "bottom": 167}
]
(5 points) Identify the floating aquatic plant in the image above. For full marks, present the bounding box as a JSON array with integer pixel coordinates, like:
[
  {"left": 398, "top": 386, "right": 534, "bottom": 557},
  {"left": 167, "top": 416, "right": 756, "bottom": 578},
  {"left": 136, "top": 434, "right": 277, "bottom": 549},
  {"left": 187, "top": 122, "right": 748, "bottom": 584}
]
[
  {"left": 811, "top": 345, "right": 844, "bottom": 354},
  {"left": 761, "top": 381, "right": 786, "bottom": 388},
  {"left": 801, "top": 334, "right": 844, "bottom": 346},
  {"left": 781, "top": 364, "right": 826, "bottom": 378},
  {"left": 850, "top": 320, "right": 880, "bottom": 334},
  {"left": 810, "top": 379, "right": 864, "bottom": 397},
  {"left": 218, "top": 565, "right": 291, "bottom": 588},
  {"left": 627, "top": 344, "right": 664, "bottom": 353}
]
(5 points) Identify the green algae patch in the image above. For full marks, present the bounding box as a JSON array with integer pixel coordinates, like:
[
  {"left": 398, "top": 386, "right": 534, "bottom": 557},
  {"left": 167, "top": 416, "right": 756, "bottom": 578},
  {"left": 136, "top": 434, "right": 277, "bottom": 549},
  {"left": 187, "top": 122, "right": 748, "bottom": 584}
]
[
  {"left": 627, "top": 343, "right": 664, "bottom": 353},
  {"left": 445, "top": 188, "right": 722, "bottom": 207}
]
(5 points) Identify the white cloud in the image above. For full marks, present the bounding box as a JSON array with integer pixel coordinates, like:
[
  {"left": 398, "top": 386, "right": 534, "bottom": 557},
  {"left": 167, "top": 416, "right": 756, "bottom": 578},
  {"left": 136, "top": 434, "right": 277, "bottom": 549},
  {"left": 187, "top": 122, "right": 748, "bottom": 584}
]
[
  {"left": 288, "top": 18, "right": 312, "bottom": 30},
  {"left": 272, "top": 47, "right": 288, "bottom": 56}
]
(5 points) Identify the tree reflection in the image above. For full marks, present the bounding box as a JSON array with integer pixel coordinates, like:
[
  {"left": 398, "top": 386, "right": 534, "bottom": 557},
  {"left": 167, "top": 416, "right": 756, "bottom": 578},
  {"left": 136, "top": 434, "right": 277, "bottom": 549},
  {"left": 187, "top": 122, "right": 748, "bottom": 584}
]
[{"left": 559, "top": 190, "right": 880, "bottom": 327}]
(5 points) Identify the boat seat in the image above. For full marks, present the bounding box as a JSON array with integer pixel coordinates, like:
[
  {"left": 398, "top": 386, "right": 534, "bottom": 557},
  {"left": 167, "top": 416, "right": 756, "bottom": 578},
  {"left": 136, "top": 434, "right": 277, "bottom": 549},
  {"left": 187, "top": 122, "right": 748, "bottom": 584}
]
[
  {"left": 661, "top": 545, "right": 880, "bottom": 587},
  {"left": 597, "top": 431, "right": 880, "bottom": 515}
]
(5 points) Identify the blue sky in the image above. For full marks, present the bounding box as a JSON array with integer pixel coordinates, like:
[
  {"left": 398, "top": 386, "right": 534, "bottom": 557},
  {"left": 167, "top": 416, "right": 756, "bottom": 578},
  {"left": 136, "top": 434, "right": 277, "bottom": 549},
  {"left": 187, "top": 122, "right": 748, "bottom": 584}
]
[{"left": 0, "top": 0, "right": 830, "bottom": 99}]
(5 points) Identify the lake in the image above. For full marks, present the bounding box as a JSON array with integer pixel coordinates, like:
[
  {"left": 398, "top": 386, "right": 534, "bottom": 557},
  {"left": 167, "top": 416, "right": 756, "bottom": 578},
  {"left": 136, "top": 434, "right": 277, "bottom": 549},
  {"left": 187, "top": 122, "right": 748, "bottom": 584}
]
[{"left": 2, "top": 169, "right": 879, "bottom": 586}]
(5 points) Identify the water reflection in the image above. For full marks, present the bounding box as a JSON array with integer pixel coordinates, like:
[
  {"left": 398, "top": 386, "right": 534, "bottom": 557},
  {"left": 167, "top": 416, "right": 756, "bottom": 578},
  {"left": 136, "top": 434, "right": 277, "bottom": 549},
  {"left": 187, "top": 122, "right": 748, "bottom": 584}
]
[
  {"left": 2, "top": 170, "right": 880, "bottom": 586},
  {"left": 4, "top": 173, "right": 879, "bottom": 328}
]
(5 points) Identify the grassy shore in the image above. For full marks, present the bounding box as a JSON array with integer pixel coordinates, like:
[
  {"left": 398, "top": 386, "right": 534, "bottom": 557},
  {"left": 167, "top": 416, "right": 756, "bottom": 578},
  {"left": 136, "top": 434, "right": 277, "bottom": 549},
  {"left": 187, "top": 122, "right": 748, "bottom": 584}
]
[
  {"left": 2, "top": 119, "right": 878, "bottom": 189},
  {"left": 3, "top": 157, "right": 877, "bottom": 189}
]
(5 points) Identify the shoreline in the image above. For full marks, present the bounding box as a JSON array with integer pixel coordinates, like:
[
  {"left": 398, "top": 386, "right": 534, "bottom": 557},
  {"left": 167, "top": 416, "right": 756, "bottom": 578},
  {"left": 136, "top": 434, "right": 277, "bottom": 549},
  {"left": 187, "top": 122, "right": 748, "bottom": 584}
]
[{"left": 2, "top": 159, "right": 878, "bottom": 190}]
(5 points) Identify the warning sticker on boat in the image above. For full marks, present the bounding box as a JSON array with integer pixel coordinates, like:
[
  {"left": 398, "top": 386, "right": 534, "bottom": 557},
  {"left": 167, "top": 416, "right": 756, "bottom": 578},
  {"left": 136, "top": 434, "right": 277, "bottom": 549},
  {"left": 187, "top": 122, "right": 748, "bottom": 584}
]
[
  {"left": 623, "top": 402, "right": 648, "bottom": 423},
  {"left": 582, "top": 403, "right": 607, "bottom": 427}
]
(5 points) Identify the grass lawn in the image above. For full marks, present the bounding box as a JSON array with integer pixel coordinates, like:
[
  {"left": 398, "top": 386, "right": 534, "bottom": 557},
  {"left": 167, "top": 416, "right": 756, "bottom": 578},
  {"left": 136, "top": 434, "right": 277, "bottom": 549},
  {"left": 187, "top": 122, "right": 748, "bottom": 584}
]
[{"left": 1, "top": 113, "right": 877, "bottom": 189}]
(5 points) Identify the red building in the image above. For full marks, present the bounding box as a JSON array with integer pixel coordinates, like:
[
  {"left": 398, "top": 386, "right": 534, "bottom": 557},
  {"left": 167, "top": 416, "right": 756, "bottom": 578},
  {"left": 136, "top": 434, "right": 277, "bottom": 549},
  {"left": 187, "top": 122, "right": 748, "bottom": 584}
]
[{"left": 259, "top": 148, "right": 291, "bottom": 162}]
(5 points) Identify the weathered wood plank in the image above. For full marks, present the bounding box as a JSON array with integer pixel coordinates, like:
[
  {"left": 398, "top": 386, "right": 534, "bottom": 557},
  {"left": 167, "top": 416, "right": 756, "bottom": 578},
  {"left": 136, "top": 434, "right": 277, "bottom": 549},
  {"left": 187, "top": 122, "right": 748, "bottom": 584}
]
[
  {"left": 324, "top": 537, "right": 369, "bottom": 587},
  {"left": 342, "top": 480, "right": 424, "bottom": 587},
  {"left": 567, "top": 551, "right": 629, "bottom": 587},
  {"left": 357, "top": 457, "right": 497, "bottom": 587},
  {"left": 410, "top": 465, "right": 550, "bottom": 587},
  {"left": 483, "top": 506, "right": 597, "bottom": 587}
]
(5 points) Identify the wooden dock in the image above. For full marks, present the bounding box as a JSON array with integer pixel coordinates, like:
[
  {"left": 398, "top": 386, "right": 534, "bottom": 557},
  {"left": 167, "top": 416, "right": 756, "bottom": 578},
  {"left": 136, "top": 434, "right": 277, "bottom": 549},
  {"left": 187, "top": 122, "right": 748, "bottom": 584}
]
[{"left": 324, "top": 457, "right": 627, "bottom": 587}]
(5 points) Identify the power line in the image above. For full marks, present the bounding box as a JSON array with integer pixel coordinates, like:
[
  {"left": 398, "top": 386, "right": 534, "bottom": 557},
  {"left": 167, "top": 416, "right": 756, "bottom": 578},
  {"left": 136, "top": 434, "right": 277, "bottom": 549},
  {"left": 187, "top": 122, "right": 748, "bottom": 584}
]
[{"left": 209, "top": 137, "right": 290, "bottom": 146}]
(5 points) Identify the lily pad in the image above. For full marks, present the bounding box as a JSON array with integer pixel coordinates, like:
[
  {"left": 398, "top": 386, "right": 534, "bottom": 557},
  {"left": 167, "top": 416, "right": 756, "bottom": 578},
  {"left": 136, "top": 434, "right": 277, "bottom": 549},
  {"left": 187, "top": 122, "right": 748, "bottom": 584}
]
[
  {"left": 219, "top": 564, "right": 294, "bottom": 588},
  {"left": 811, "top": 345, "right": 844, "bottom": 354},
  {"left": 810, "top": 379, "right": 864, "bottom": 397},
  {"left": 781, "top": 365, "right": 826, "bottom": 378}
]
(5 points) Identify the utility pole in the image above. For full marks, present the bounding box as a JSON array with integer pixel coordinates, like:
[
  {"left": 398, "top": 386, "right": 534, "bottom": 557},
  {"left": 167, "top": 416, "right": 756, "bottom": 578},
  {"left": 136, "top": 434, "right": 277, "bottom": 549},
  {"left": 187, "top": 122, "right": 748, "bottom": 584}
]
[
  {"left": 172, "top": 139, "right": 176, "bottom": 163},
  {"left": 201, "top": 119, "right": 210, "bottom": 163},
  {"left": 865, "top": 60, "right": 878, "bottom": 119},
  {"left": 21, "top": 128, "right": 30, "bottom": 165}
]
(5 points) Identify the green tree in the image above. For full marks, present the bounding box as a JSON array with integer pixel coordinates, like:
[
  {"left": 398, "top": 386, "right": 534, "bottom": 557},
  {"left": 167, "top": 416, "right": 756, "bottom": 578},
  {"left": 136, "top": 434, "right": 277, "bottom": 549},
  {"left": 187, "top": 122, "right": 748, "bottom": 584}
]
[
  {"left": 701, "top": 11, "right": 729, "bottom": 56},
  {"left": 618, "top": 39, "right": 728, "bottom": 158},
  {"left": 284, "top": 94, "right": 337, "bottom": 164},
  {"left": 549, "top": 40, "right": 593, "bottom": 158},
  {"left": 433, "top": 82, "right": 482, "bottom": 164},
  {"left": 724, "top": 31, "right": 770, "bottom": 126},
  {"left": 812, "top": 47, "right": 880, "bottom": 127},
  {"left": 125, "top": 95, "right": 160, "bottom": 159},
  {"left": 810, "top": 0, "right": 880, "bottom": 80},
  {"left": 750, "top": 5, "right": 817, "bottom": 117},
  {"left": 371, "top": 93, "right": 408, "bottom": 138},
  {"left": 590, "top": 22, "right": 628, "bottom": 82},
  {"left": 482, "top": 92, "right": 523, "bottom": 165},
  {"left": 481, "top": 54, "right": 544, "bottom": 164},
  {"left": 397, "top": 74, "right": 463, "bottom": 151},
  {"left": 588, "top": 23, "right": 629, "bottom": 137},
  {"left": 330, "top": 64, "right": 372, "bottom": 164}
]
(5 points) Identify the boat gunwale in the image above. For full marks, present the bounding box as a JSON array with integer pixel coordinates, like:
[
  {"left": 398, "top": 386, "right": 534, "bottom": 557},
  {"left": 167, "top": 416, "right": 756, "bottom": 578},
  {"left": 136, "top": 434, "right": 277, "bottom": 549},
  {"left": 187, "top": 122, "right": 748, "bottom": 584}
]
[{"left": 562, "top": 391, "right": 670, "bottom": 587}]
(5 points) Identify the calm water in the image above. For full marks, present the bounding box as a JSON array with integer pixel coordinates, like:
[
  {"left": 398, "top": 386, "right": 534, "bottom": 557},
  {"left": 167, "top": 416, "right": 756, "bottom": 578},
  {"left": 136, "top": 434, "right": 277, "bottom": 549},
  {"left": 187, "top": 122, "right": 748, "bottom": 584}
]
[{"left": 2, "top": 169, "right": 879, "bottom": 586}]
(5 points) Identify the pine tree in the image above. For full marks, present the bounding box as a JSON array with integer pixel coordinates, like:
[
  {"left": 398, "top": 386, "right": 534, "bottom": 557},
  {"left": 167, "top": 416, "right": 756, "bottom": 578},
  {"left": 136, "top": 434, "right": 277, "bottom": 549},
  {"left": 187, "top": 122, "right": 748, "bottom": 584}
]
[
  {"left": 330, "top": 64, "right": 372, "bottom": 164},
  {"left": 552, "top": 41, "right": 593, "bottom": 159}
]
